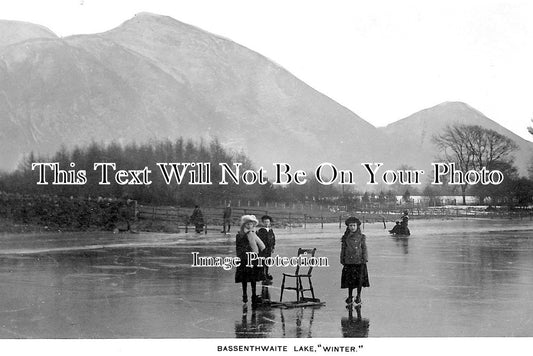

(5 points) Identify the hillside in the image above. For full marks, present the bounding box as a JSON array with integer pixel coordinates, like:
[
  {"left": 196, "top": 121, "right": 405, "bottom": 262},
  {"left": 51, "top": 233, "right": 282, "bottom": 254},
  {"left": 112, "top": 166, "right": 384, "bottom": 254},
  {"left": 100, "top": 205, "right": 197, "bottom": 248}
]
[
  {"left": 0, "top": 13, "right": 385, "bottom": 172},
  {"left": 378, "top": 102, "right": 533, "bottom": 176}
]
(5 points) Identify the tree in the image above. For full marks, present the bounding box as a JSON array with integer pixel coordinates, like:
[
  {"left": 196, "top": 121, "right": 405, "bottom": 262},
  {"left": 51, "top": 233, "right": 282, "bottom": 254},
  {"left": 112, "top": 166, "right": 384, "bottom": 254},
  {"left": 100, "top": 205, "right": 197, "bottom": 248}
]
[
  {"left": 386, "top": 190, "right": 397, "bottom": 205},
  {"left": 432, "top": 124, "right": 518, "bottom": 204},
  {"left": 422, "top": 185, "right": 439, "bottom": 206}
]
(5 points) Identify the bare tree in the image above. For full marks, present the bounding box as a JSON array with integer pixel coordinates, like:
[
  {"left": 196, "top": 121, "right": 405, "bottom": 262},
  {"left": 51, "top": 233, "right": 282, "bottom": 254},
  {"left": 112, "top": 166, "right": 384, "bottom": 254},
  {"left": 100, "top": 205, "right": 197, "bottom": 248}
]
[{"left": 432, "top": 124, "right": 518, "bottom": 204}]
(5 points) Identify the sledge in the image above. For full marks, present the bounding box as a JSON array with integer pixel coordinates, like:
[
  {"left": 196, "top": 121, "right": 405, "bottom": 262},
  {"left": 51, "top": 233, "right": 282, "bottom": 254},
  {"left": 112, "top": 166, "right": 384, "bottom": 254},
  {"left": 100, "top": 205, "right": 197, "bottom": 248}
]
[{"left": 268, "top": 297, "right": 325, "bottom": 309}]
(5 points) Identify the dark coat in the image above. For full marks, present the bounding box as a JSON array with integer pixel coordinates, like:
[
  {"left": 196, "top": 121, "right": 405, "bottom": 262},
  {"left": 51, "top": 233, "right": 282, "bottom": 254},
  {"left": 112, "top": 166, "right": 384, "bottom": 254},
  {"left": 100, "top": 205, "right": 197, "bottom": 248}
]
[
  {"left": 340, "top": 231, "right": 368, "bottom": 265},
  {"left": 190, "top": 208, "right": 204, "bottom": 225},
  {"left": 256, "top": 227, "right": 275, "bottom": 257},
  {"left": 223, "top": 206, "right": 232, "bottom": 219},
  {"left": 235, "top": 231, "right": 264, "bottom": 283}
]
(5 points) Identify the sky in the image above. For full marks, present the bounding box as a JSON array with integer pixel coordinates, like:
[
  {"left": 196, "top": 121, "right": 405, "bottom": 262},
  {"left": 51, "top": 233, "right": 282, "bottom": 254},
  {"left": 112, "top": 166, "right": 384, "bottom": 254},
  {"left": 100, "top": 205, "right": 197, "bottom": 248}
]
[{"left": 1, "top": 0, "right": 533, "bottom": 142}]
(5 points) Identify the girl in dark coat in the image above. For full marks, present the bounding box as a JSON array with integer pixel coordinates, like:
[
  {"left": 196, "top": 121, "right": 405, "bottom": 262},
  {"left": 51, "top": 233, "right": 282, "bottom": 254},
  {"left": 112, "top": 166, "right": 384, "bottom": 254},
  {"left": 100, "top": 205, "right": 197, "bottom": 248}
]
[
  {"left": 340, "top": 216, "right": 370, "bottom": 305},
  {"left": 235, "top": 215, "right": 265, "bottom": 307}
]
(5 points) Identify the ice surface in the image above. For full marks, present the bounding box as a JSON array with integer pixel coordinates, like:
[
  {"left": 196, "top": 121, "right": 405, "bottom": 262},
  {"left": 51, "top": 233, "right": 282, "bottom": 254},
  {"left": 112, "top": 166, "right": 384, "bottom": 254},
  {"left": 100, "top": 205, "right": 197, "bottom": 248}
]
[{"left": 0, "top": 218, "right": 531, "bottom": 338}]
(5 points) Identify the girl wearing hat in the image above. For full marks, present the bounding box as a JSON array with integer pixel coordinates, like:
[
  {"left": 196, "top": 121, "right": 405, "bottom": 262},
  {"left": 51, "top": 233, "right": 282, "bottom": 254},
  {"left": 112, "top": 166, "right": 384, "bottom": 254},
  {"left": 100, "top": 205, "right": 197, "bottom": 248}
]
[
  {"left": 235, "top": 215, "right": 266, "bottom": 307},
  {"left": 340, "top": 216, "right": 370, "bottom": 306}
]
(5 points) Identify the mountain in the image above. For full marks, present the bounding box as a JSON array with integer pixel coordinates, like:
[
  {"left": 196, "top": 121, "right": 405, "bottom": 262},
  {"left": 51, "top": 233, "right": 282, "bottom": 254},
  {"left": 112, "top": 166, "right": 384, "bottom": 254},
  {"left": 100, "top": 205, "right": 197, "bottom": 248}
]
[
  {"left": 0, "top": 14, "right": 531, "bottom": 182},
  {"left": 0, "top": 13, "right": 386, "bottom": 172},
  {"left": 0, "top": 20, "right": 57, "bottom": 48},
  {"left": 378, "top": 102, "right": 533, "bottom": 176},
  {"left": 98, "top": 13, "right": 386, "bottom": 168}
]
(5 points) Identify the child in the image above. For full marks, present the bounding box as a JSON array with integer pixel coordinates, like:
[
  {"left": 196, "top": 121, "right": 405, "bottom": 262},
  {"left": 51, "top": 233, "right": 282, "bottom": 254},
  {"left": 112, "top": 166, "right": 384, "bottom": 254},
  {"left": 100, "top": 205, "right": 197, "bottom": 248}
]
[
  {"left": 257, "top": 215, "right": 275, "bottom": 281},
  {"left": 389, "top": 220, "right": 401, "bottom": 235},
  {"left": 235, "top": 215, "right": 266, "bottom": 307},
  {"left": 340, "top": 216, "right": 369, "bottom": 306}
]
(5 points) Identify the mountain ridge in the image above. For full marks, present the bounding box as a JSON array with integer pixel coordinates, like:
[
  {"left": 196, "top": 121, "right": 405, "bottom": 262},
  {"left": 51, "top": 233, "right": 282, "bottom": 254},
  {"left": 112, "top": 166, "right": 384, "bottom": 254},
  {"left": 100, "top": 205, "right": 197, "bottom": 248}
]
[
  {"left": 0, "top": 20, "right": 57, "bottom": 48},
  {"left": 0, "top": 14, "right": 531, "bottom": 178}
]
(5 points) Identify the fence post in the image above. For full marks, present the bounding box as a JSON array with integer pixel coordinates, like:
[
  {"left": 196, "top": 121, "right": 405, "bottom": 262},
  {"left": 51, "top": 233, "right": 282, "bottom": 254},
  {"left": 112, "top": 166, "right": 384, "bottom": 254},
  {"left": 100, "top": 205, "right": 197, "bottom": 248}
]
[
  {"left": 304, "top": 214, "right": 307, "bottom": 229},
  {"left": 288, "top": 212, "right": 292, "bottom": 228},
  {"left": 339, "top": 215, "right": 342, "bottom": 229},
  {"left": 321, "top": 215, "right": 324, "bottom": 229},
  {"left": 177, "top": 207, "right": 180, "bottom": 232}
]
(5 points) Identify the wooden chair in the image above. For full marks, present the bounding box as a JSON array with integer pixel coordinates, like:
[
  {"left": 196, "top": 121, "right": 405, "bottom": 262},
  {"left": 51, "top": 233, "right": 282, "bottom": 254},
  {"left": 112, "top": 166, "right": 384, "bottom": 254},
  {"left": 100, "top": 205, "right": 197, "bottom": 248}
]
[{"left": 280, "top": 248, "right": 317, "bottom": 303}]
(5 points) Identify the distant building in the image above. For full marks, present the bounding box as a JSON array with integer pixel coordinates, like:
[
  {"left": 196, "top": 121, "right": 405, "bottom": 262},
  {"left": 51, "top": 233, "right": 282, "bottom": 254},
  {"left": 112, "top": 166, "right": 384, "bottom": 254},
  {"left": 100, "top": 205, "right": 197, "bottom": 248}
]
[{"left": 400, "top": 195, "right": 480, "bottom": 205}]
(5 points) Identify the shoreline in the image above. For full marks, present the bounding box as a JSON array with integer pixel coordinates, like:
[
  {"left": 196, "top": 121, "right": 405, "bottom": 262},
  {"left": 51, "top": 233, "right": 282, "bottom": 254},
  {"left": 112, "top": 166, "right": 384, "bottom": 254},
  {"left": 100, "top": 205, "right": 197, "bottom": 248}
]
[{"left": 1, "top": 215, "right": 532, "bottom": 235}]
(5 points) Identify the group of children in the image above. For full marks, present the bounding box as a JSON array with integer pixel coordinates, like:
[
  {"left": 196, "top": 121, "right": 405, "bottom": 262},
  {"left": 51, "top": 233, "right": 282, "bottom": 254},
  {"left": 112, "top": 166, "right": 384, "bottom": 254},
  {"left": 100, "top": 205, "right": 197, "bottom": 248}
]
[{"left": 234, "top": 214, "right": 371, "bottom": 309}]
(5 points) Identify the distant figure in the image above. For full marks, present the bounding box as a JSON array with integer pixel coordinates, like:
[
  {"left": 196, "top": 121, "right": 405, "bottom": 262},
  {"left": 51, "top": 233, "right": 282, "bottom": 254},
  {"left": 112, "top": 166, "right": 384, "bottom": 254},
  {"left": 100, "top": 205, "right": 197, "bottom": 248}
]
[
  {"left": 235, "top": 215, "right": 266, "bottom": 308},
  {"left": 256, "top": 215, "right": 276, "bottom": 281},
  {"left": 190, "top": 205, "right": 205, "bottom": 233},
  {"left": 389, "top": 221, "right": 401, "bottom": 235},
  {"left": 221, "top": 203, "right": 232, "bottom": 233},
  {"left": 116, "top": 198, "right": 134, "bottom": 232},
  {"left": 389, "top": 210, "right": 410, "bottom": 236},
  {"left": 340, "top": 217, "right": 370, "bottom": 306},
  {"left": 398, "top": 210, "right": 410, "bottom": 235}
]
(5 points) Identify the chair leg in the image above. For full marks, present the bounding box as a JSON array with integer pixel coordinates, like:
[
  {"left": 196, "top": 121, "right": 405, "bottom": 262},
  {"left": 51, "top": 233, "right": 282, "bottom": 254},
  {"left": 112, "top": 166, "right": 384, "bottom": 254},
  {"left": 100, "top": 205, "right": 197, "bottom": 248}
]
[
  {"left": 280, "top": 275, "right": 286, "bottom": 302},
  {"left": 308, "top": 276, "right": 315, "bottom": 300},
  {"left": 295, "top": 277, "right": 300, "bottom": 303}
]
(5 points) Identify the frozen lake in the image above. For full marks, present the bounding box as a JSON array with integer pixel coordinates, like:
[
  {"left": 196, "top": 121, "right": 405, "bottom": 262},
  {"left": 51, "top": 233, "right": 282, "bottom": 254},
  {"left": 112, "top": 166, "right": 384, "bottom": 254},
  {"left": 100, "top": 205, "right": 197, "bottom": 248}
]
[{"left": 0, "top": 218, "right": 531, "bottom": 338}]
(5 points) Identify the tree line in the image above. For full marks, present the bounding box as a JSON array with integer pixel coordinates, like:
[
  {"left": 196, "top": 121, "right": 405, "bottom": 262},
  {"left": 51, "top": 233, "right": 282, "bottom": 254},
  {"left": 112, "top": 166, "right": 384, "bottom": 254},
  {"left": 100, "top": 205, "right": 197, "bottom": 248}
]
[{"left": 0, "top": 130, "right": 531, "bottom": 208}]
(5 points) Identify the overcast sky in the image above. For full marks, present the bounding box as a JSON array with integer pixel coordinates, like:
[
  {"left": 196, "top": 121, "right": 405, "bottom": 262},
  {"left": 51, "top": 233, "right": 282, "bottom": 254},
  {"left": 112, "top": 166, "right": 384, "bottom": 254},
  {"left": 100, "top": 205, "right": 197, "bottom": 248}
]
[{"left": 2, "top": 0, "right": 533, "bottom": 142}]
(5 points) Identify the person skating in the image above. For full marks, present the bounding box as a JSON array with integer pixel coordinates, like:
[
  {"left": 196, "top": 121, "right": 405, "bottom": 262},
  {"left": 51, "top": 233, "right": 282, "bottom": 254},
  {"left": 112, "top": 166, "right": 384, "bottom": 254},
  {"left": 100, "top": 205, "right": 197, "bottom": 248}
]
[
  {"left": 221, "top": 203, "right": 232, "bottom": 233},
  {"left": 235, "top": 215, "right": 266, "bottom": 308},
  {"left": 340, "top": 216, "right": 370, "bottom": 307},
  {"left": 399, "top": 210, "right": 410, "bottom": 235},
  {"left": 389, "top": 210, "right": 410, "bottom": 236}
]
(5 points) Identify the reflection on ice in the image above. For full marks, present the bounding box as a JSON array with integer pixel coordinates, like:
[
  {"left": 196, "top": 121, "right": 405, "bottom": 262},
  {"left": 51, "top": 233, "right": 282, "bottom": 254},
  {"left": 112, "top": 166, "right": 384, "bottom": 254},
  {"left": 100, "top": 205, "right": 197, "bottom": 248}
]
[
  {"left": 235, "top": 307, "right": 276, "bottom": 338},
  {"left": 341, "top": 307, "right": 370, "bottom": 338}
]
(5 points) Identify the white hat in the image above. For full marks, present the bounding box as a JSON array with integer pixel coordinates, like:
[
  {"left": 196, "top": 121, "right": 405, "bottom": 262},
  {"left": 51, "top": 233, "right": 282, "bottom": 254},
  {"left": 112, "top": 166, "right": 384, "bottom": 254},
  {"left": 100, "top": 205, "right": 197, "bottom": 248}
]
[{"left": 240, "top": 215, "right": 258, "bottom": 225}]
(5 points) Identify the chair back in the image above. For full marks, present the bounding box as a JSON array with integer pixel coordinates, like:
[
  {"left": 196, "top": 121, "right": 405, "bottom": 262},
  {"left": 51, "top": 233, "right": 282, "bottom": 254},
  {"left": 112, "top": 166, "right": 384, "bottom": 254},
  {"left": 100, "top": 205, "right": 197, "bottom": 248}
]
[{"left": 294, "top": 248, "right": 317, "bottom": 276}]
